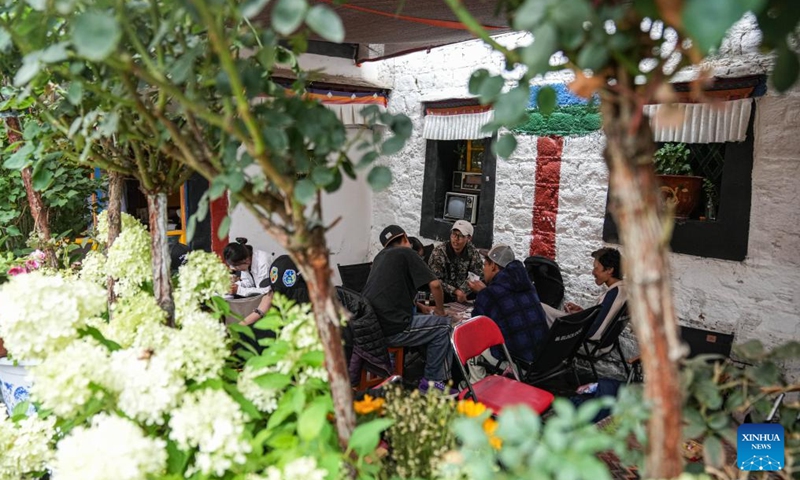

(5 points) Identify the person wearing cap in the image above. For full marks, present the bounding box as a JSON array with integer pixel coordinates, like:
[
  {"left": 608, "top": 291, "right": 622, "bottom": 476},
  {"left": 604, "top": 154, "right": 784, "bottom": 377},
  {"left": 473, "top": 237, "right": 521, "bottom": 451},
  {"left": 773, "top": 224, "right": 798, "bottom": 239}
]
[
  {"left": 427, "top": 220, "right": 483, "bottom": 304},
  {"left": 362, "top": 225, "right": 453, "bottom": 386},
  {"left": 559, "top": 247, "right": 626, "bottom": 342},
  {"left": 466, "top": 244, "right": 549, "bottom": 382},
  {"left": 239, "top": 254, "right": 310, "bottom": 327}
]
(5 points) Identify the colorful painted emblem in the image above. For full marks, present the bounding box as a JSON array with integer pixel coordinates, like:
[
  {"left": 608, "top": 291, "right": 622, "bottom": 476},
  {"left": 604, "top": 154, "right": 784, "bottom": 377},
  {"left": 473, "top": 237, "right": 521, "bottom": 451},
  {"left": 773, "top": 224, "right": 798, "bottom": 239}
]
[
  {"left": 270, "top": 266, "right": 279, "bottom": 284},
  {"left": 282, "top": 269, "right": 297, "bottom": 287}
]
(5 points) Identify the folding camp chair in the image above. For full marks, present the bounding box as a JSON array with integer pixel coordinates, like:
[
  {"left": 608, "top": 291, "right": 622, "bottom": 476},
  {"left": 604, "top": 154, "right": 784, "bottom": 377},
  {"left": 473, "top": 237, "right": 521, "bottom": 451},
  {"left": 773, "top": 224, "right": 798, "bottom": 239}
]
[
  {"left": 337, "top": 262, "right": 372, "bottom": 293},
  {"left": 451, "top": 315, "right": 554, "bottom": 415},
  {"left": 523, "top": 256, "right": 565, "bottom": 309},
  {"left": 518, "top": 305, "right": 601, "bottom": 387},
  {"left": 576, "top": 302, "right": 631, "bottom": 380}
]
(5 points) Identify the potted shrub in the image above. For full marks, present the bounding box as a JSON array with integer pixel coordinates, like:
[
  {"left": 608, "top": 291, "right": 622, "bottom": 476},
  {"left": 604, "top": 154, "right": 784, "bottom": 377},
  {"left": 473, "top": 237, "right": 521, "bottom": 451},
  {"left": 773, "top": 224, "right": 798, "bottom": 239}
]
[{"left": 654, "top": 143, "right": 704, "bottom": 219}]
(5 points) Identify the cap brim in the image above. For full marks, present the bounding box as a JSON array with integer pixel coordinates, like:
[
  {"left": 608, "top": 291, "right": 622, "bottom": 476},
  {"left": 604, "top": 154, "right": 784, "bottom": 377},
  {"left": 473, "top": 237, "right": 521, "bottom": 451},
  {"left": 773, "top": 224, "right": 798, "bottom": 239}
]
[
  {"left": 383, "top": 232, "right": 404, "bottom": 247},
  {"left": 478, "top": 248, "right": 490, "bottom": 257}
]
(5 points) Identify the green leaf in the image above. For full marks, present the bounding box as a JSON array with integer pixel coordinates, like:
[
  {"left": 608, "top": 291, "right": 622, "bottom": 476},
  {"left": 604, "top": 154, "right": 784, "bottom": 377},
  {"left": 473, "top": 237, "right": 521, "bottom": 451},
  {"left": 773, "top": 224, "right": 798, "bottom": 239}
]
[
  {"left": 493, "top": 134, "right": 517, "bottom": 159},
  {"left": 217, "top": 216, "right": 231, "bottom": 240},
  {"left": 40, "top": 43, "right": 69, "bottom": 63},
  {"left": 380, "top": 135, "right": 405, "bottom": 155},
  {"left": 166, "top": 439, "right": 191, "bottom": 474},
  {"left": 735, "top": 339, "right": 765, "bottom": 359},
  {"left": 0, "top": 27, "right": 11, "bottom": 53},
  {"left": 186, "top": 215, "right": 197, "bottom": 242},
  {"left": 306, "top": 5, "right": 344, "bottom": 43},
  {"left": 311, "top": 166, "right": 335, "bottom": 186},
  {"left": 513, "top": 0, "right": 550, "bottom": 31},
  {"left": 682, "top": 0, "right": 761, "bottom": 54},
  {"left": 297, "top": 397, "right": 330, "bottom": 441},
  {"left": 14, "top": 57, "right": 41, "bottom": 87},
  {"left": 367, "top": 165, "right": 392, "bottom": 191},
  {"left": 66, "top": 82, "right": 84, "bottom": 106},
  {"left": 494, "top": 85, "right": 530, "bottom": 126},
  {"left": 294, "top": 178, "right": 316, "bottom": 205},
  {"left": 772, "top": 44, "right": 800, "bottom": 93},
  {"left": 537, "top": 86, "right": 557, "bottom": 116},
  {"left": 31, "top": 165, "right": 54, "bottom": 191},
  {"left": 348, "top": 418, "right": 395, "bottom": 457},
  {"left": 703, "top": 435, "right": 724, "bottom": 468},
  {"left": 241, "top": 0, "right": 272, "bottom": 19},
  {"left": 3, "top": 143, "right": 34, "bottom": 170},
  {"left": 80, "top": 325, "right": 121, "bottom": 351},
  {"left": 272, "top": 0, "right": 307, "bottom": 36},
  {"left": 577, "top": 42, "right": 609, "bottom": 72},
  {"left": 71, "top": 10, "right": 122, "bottom": 61},
  {"left": 520, "top": 24, "right": 557, "bottom": 73},
  {"left": 253, "top": 372, "right": 292, "bottom": 390}
]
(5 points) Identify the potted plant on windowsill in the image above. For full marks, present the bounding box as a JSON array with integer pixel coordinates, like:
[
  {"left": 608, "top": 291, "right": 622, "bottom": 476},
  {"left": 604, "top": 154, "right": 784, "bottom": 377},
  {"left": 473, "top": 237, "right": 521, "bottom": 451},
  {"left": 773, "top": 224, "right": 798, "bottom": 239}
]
[{"left": 654, "top": 143, "right": 704, "bottom": 219}]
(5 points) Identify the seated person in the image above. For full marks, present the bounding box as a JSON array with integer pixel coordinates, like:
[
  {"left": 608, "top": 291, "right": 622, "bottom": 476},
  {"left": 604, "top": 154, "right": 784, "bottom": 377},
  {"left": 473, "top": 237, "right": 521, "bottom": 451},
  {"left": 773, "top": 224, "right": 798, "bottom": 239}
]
[
  {"left": 223, "top": 238, "right": 272, "bottom": 297},
  {"left": 362, "top": 225, "right": 453, "bottom": 389},
  {"left": 237, "top": 255, "right": 309, "bottom": 355},
  {"left": 550, "top": 247, "right": 627, "bottom": 341},
  {"left": 427, "top": 220, "right": 483, "bottom": 304},
  {"left": 466, "top": 244, "right": 549, "bottom": 382}
]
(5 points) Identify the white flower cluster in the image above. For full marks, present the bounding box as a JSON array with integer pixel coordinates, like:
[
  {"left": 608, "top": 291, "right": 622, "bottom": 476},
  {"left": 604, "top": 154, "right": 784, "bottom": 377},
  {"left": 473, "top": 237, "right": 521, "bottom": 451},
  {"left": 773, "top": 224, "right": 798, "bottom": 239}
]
[
  {"left": 104, "top": 292, "right": 166, "bottom": 348},
  {"left": 276, "top": 304, "right": 327, "bottom": 383},
  {"left": 163, "top": 310, "right": 229, "bottom": 383},
  {"left": 0, "top": 410, "right": 56, "bottom": 480},
  {"left": 78, "top": 250, "right": 108, "bottom": 286},
  {"left": 106, "top": 219, "right": 151, "bottom": 298},
  {"left": 29, "top": 338, "right": 111, "bottom": 418},
  {"left": 237, "top": 365, "right": 280, "bottom": 413},
  {"left": 251, "top": 457, "right": 329, "bottom": 480},
  {"left": 52, "top": 414, "right": 167, "bottom": 480},
  {"left": 169, "top": 389, "right": 252, "bottom": 477},
  {"left": 0, "top": 272, "right": 106, "bottom": 361},
  {"left": 108, "top": 349, "right": 185, "bottom": 426},
  {"left": 96, "top": 211, "right": 142, "bottom": 245},
  {"left": 174, "top": 250, "right": 230, "bottom": 315}
]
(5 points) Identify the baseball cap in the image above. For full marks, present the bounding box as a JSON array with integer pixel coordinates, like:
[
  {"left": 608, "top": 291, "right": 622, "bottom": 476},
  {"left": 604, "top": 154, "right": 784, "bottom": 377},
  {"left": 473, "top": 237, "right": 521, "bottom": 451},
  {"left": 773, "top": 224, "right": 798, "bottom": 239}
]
[
  {"left": 451, "top": 220, "right": 474, "bottom": 237},
  {"left": 482, "top": 244, "right": 515, "bottom": 268},
  {"left": 379, "top": 225, "right": 406, "bottom": 247},
  {"left": 267, "top": 255, "right": 306, "bottom": 295}
]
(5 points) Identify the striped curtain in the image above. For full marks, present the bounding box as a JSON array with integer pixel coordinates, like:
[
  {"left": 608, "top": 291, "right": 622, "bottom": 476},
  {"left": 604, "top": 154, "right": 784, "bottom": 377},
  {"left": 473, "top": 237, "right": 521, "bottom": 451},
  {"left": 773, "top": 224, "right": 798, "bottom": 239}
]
[
  {"left": 644, "top": 98, "right": 753, "bottom": 143},
  {"left": 423, "top": 105, "right": 494, "bottom": 140}
]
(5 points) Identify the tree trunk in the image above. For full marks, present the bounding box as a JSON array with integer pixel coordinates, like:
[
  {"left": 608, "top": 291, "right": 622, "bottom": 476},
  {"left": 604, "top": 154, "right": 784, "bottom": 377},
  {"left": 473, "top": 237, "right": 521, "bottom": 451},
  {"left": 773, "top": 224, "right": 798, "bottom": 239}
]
[
  {"left": 106, "top": 171, "right": 124, "bottom": 305},
  {"left": 147, "top": 191, "right": 175, "bottom": 326},
  {"left": 601, "top": 96, "right": 684, "bottom": 478},
  {"left": 293, "top": 238, "right": 355, "bottom": 451},
  {"left": 3, "top": 116, "right": 57, "bottom": 268}
]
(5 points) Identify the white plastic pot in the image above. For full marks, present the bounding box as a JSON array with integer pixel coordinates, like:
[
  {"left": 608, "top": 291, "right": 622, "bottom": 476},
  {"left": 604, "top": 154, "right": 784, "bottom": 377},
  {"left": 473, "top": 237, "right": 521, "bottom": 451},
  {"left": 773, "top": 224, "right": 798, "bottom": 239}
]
[{"left": 0, "top": 358, "right": 35, "bottom": 416}]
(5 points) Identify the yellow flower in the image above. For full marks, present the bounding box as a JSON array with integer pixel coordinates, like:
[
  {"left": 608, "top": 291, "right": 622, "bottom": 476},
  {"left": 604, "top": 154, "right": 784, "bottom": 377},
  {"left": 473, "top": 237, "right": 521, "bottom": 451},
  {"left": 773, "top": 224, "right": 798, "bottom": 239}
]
[
  {"left": 482, "top": 418, "right": 502, "bottom": 449},
  {"left": 456, "top": 399, "right": 487, "bottom": 418},
  {"left": 354, "top": 394, "right": 385, "bottom": 415}
]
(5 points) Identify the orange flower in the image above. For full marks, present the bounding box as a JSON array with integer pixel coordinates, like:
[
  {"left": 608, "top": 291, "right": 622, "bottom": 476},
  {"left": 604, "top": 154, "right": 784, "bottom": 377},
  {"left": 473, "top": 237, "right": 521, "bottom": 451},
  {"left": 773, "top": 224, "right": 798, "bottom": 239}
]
[
  {"left": 456, "top": 399, "right": 487, "bottom": 418},
  {"left": 354, "top": 394, "right": 385, "bottom": 415},
  {"left": 482, "top": 418, "right": 502, "bottom": 450}
]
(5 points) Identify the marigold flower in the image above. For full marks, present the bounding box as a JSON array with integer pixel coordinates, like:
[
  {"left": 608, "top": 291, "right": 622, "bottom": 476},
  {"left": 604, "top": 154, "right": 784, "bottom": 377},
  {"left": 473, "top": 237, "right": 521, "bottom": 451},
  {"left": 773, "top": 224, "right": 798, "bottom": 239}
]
[
  {"left": 354, "top": 394, "right": 385, "bottom": 415},
  {"left": 482, "top": 418, "right": 502, "bottom": 449},
  {"left": 456, "top": 399, "right": 486, "bottom": 418}
]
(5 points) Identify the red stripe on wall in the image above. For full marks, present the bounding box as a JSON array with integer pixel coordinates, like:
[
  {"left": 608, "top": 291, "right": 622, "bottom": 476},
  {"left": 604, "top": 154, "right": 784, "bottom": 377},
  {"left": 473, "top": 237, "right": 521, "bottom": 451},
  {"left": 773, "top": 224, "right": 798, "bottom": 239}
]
[
  {"left": 210, "top": 196, "right": 229, "bottom": 258},
  {"left": 530, "top": 136, "right": 563, "bottom": 259}
]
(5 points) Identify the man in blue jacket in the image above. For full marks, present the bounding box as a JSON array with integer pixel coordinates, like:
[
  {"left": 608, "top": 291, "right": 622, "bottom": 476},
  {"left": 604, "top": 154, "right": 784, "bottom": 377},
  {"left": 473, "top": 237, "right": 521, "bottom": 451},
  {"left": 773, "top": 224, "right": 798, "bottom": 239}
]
[{"left": 467, "top": 244, "right": 549, "bottom": 381}]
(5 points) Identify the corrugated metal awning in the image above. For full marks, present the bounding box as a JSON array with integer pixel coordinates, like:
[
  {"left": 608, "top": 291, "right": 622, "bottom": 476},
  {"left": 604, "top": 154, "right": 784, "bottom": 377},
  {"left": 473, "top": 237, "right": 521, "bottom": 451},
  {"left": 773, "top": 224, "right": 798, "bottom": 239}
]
[{"left": 644, "top": 98, "right": 753, "bottom": 143}]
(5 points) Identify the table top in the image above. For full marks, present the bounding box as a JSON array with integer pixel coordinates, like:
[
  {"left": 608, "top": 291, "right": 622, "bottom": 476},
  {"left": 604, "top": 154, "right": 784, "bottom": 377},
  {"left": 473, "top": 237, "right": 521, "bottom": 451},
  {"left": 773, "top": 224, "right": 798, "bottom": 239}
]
[{"left": 445, "top": 301, "right": 474, "bottom": 324}]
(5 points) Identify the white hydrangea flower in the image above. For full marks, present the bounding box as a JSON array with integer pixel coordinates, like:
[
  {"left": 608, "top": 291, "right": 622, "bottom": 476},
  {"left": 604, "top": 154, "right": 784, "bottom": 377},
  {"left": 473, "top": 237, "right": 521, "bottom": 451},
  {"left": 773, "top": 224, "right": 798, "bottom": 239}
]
[
  {"left": 96, "top": 211, "right": 142, "bottom": 244},
  {"left": 131, "top": 320, "right": 172, "bottom": 352},
  {"left": 274, "top": 303, "right": 326, "bottom": 383},
  {"left": 78, "top": 250, "right": 107, "bottom": 286},
  {"left": 108, "top": 349, "right": 184, "bottom": 426},
  {"left": 52, "top": 413, "right": 167, "bottom": 480},
  {"left": 106, "top": 221, "right": 151, "bottom": 298},
  {"left": 0, "top": 410, "right": 56, "bottom": 480},
  {"left": 28, "top": 338, "right": 112, "bottom": 418},
  {"left": 168, "top": 389, "right": 251, "bottom": 477},
  {"left": 250, "top": 457, "right": 329, "bottom": 480},
  {"left": 237, "top": 365, "right": 280, "bottom": 413},
  {"left": 166, "top": 310, "right": 228, "bottom": 383},
  {"left": 0, "top": 272, "right": 106, "bottom": 361},
  {"left": 174, "top": 250, "right": 230, "bottom": 314},
  {"left": 104, "top": 292, "right": 167, "bottom": 348}
]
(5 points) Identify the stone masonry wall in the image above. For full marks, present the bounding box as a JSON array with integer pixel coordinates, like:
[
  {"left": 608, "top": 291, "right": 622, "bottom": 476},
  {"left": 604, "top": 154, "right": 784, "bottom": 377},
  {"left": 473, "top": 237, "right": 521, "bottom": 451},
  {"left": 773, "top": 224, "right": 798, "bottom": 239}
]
[{"left": 372, "top": 17, "right": 800, "bottom": 356}]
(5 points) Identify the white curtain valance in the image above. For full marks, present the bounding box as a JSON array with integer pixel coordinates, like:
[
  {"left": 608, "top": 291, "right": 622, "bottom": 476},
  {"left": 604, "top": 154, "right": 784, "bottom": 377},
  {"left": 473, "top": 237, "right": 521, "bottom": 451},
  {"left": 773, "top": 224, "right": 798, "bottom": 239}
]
[
  {"left": 322, "top": 103, "right": 386, "bottom": 127},
  {"left": 644, "top": 98, "right": 752, "bottom": 143},
  {"left": 422, "top": 110, "right": 495, "bottom": 140}
]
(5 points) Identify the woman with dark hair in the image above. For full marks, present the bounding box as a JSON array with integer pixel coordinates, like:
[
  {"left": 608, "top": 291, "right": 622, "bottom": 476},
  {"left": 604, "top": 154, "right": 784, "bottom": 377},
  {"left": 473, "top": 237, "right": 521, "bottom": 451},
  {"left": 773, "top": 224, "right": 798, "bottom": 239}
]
[{"left": 223, "top": 237, "right": 272, "bottom": 297}]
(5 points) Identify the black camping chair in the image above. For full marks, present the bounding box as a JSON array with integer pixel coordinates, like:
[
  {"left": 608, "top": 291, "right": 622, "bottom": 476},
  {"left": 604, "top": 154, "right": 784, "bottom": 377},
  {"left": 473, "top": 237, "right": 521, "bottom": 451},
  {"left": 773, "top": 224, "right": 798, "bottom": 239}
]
[
  {"left": 518, "top": 305, "right": 601, "bottom": 388},
  {"left": 576, "top": 302, "right": 631, "bottom": 380},
  {"left": 523, "top": 255, "right": 565, "bottom": 309},
  {"left": 337, "top": 262, "right": 372, "bottom": 293},
  {"left": 336, "top": 286, "right": 393, "bottom": 387}
]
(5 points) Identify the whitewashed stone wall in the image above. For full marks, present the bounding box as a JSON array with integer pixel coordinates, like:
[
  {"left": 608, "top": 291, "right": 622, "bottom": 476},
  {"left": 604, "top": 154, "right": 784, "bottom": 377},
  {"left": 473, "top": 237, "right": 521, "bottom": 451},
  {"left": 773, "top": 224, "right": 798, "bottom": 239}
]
[{"left": 372, "top": 18, "right": 800, "bottom": 353}]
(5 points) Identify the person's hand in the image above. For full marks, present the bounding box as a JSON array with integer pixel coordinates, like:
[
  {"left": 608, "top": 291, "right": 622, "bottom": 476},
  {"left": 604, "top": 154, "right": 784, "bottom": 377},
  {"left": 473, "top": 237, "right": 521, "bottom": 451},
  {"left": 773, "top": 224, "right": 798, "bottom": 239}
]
[
  {"left": 564, "top": 301, "right": 583, "bottom": 313},
  {"left": 434, "top": 306, "right": 446, "bottom": 316},
  {"left": 454, "top": 289, "right": 468, "bottom": 303},
  {"left": 467, "top": 279, "right": 486, "bottom": 293},
  {"left": 416, "top": 302, "right": 433, "bottom": 315},
  {"left": 230, "top": 283, "right": 239, "bottom": 295}
]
